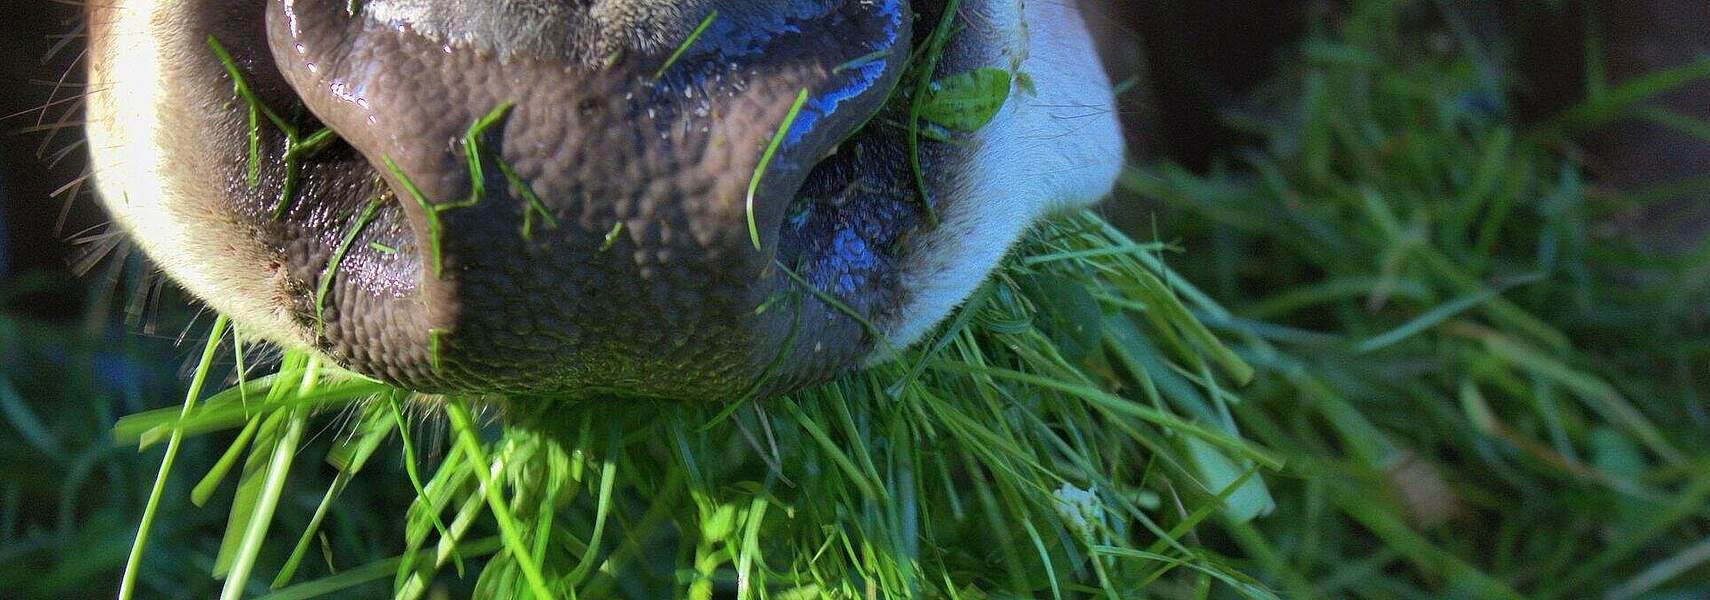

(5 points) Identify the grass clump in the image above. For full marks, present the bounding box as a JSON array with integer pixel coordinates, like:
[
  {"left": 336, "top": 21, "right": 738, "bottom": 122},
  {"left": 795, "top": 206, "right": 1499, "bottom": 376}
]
[
  {"left": 1115, "top": 2, "right": 1710, "bottom": 597},
  {"left": 109, "top": 212, "right": 1280, "bottom": 599}
]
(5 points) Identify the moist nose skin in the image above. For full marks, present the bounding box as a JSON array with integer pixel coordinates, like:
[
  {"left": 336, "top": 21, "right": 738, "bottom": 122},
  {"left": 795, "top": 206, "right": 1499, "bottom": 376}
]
[{"left": 266, "top": 0, "right": 911, "bottom": 399}]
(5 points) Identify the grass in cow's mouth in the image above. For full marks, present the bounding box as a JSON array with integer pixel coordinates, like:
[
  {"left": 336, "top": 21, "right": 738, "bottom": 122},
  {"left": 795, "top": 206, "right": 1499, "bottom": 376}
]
[
  {"left": 653, "top": 10, "right": 720, "bottom": 81},
  {"left": 905, "top": 0, "right": 965, "bottom": 226},
  {"left": 314, "top": 199, "right": 381, "bottom": 341},
  {"left": 461, "top": 103, "right": 560, "bottom": 242},
  {"left": 112, "top": 211, "right": 1277, "bottom": 599},
  {"left": 383, "top": 156, "right": 465, "bottom": 280},
  {"left": 599, "top": 222, "right": 624, "bottom": 253},
  {"left": 747, "top": 88, "right": 813, "bottom": 251},
  {"left": 208, "top": 35, "right": 336, "bottom": 220}
]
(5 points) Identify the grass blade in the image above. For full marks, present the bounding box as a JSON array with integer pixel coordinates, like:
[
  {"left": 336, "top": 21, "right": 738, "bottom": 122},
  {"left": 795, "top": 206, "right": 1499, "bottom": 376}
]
[{"left": 119, "top": 315, "right": 229, "bottom": 600}]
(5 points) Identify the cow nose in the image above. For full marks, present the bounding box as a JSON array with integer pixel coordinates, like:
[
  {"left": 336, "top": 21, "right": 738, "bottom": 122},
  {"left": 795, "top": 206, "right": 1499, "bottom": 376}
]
[{"left": 265, "top": 0, "right": 911, "bottom": 399}]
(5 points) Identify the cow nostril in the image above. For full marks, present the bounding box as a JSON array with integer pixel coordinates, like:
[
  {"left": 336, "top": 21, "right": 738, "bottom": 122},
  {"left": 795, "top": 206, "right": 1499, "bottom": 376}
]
[{"left": 576, "top": 97, "right": 601, "bottom": 118}]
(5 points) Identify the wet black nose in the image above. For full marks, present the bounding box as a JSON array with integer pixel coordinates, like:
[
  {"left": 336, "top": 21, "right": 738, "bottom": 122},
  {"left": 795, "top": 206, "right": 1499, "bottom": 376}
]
[{"left": 266, "top": 0, "right": 912, "bottom": 399}]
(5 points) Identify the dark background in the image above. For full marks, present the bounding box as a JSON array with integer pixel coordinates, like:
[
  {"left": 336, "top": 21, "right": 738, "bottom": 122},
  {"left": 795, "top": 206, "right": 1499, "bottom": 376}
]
[
  {"left": 0, "top": 5, "right": 266, "bottom": 597},
  {"left": 2, "top": 0, "right": 110, "bottom": 319}
]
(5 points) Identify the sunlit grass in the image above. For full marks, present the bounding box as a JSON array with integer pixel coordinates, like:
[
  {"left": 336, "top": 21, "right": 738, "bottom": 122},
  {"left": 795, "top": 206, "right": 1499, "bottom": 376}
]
[
  {"left": 108, "top": 211, "right": 1279, "bottom": 599},
  {"left": 653, "top": 10, "right": 720, "bottom": 81},
  {"left": 746, "top": 88, "right": 811, "bottom": 251}
]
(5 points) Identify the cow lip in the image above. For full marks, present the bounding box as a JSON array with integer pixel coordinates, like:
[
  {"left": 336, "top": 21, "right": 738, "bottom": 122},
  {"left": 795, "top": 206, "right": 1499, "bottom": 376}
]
[{"left": 155, "top": 3, "right": 453, "bottom": 389}]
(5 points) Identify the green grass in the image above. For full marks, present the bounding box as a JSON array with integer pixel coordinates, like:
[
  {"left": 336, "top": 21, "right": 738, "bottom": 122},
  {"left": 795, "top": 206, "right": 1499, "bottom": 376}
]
[
  {"left": 904, "top": 0, "right": 965, "bottom": 226},
  {"left": 315, "top": 200, "right": 382, "bottom": 340},
  {"left": 654, "top": 10, "right": 720, "bottom": 81},
  {"left": 3, "top": 0, "right": 1709, "bottom": 598},
  {"left": 207, "top": 35, "right": 336, "bottom": 220},
  {"left": 103, "top": 212, "right": 1277, "bottom": 599},
  {"left": 1111, "top": 2, "right": 1710, "bottom": 597},
  {"left": 746, "top": 88, "right": 811, "bottom": 251},
  {"left": 383, "top": 157, "right": 470, "bottom": 280},
  {"left": 117, "top": 314, "right": 230, "bottom": 600},
  {"left": 461, "top": 103, "right": 558, "bottom": 241}
]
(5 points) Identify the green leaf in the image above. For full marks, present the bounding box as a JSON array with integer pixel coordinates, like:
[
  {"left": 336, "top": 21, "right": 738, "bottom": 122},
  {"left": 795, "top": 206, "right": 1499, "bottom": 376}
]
[
  {"left": 920, "top": 67, "right": 1012, "bottom": 132},
  {"left": 1019, "top": 274, "right": 1105, "bottom": 363},
  {"left": 1354, "top": 273, "right": 1542, "bottom": 354},
  {"left": 702, "top": 504, "right": 738, "bottom": 543},
  {"left": 1182, "top": 436, "right": 1275, "bottom": 524}
]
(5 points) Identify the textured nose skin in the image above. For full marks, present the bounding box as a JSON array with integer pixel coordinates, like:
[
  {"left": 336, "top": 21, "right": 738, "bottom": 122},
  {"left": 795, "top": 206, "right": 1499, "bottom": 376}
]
[{"left": 267, "top": 0, "right": 910, "bottom": 399}]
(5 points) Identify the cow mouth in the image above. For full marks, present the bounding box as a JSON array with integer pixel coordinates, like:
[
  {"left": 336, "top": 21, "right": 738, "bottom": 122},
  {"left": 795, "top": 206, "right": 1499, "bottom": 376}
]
[{"left": 178, "top": 0, "right": 957, "bottom": 399}]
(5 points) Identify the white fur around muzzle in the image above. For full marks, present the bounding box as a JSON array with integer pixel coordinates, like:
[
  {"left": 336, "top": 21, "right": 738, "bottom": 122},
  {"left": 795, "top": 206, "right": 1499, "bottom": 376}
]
[{"left": 876, "top": 0, "right": 1124, "bottom": 357}]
